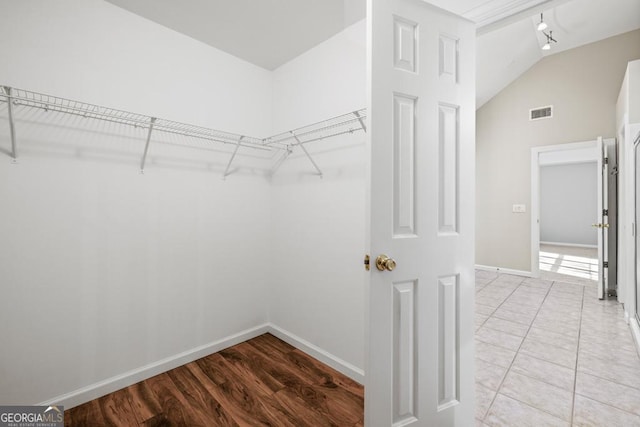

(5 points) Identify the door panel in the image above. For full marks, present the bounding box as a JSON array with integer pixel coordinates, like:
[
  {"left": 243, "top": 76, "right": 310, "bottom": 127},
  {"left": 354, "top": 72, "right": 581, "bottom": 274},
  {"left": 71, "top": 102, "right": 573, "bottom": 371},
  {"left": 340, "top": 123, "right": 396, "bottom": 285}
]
[
  {"left": 606, "top": 140, "right": 618, "bottom": 296},
  {"left": 635, "top": 139, "right": 640, "bottom": 320},
  {"left": 366, "top": 0, "right": 475, "bottom": 425},
  {"left": 598, "top": 138, "right": 618, "bottom": 299},
  {"left": 598, "top": 137, "right": 604, "bottom": 299}
]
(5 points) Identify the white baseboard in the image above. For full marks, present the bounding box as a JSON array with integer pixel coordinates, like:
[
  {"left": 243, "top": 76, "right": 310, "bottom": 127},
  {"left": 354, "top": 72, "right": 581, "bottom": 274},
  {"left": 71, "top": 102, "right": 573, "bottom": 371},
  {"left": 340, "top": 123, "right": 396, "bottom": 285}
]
[
  {"left": 630, "top": 317, "right": 640, "bottom": 356},
  {"left": 39, "top": 323, "right": 270, "bottom": 410},
  {"left": 540, "top": 241, "right": 597, "bottom": 249},
  {"left": 39, "top": 322, "right": 365, "bottom": 410},
  {"left": 475, "top": 264, "right": 532, "bottom": 277},
  {"left": 267, "top": 324, "right": 365, "bottom": 384}
]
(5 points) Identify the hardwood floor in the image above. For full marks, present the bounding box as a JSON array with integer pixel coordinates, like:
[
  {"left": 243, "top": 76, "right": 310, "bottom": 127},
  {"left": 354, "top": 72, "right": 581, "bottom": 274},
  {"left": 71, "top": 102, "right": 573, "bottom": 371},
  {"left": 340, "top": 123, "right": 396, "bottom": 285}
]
[{"left": 64, "top": 334, "right": 364, "bottom": 426}]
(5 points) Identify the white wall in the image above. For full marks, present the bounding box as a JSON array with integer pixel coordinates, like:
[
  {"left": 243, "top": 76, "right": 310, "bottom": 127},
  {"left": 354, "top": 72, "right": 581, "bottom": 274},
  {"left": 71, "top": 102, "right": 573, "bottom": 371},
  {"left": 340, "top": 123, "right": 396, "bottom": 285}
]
[
  {"left": 0, "top": 0, "right": 272, "bottom": 136},
  {"left": 477, "top": 29, "right": 640, "bottom": 272},
  {"left": 617, "top": 60, "right": 640, "bottom": 325},
  {"left": 629, "top": 61, "right": 640, "bottom": 124},
  {"left": 616, "top": 61, "right": 640, "bottom": 127},
  {"left": 539, "top": 162, "right": 597, "bottom": 246},
  {"left": 0, "top": 0, "right": 273, "bottom": 406},
  {"left": 269, "top": 20, "right": 367, "bottom": 377}
]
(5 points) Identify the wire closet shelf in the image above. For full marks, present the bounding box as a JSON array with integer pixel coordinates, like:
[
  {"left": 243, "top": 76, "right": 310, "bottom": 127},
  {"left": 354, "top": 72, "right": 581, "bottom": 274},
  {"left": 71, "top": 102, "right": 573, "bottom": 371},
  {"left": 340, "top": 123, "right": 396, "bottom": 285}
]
[{"left": 0, "top": 85, "right": 367, "bottom": 176}]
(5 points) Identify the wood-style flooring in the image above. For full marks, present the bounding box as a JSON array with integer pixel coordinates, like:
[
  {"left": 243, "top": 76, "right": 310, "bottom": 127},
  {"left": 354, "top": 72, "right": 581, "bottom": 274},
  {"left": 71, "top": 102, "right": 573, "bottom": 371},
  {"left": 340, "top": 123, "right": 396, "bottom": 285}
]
[{"left": 64, "top": 333, "right": 364, "bottom": 426}]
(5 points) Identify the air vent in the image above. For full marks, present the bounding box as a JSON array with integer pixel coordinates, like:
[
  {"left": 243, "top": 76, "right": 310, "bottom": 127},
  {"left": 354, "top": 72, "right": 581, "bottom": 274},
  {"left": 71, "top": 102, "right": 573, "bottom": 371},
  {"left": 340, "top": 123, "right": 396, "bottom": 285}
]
[{"left": 530, "top": 105, "right": 553, "bottom": 121}]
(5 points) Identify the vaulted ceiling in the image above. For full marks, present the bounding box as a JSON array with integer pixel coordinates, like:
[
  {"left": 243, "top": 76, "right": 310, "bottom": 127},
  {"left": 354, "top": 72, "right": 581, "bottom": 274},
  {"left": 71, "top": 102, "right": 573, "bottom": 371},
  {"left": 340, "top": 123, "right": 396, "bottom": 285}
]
[{"left": 105, "top": 0, "right": 640, "bottom": 107}]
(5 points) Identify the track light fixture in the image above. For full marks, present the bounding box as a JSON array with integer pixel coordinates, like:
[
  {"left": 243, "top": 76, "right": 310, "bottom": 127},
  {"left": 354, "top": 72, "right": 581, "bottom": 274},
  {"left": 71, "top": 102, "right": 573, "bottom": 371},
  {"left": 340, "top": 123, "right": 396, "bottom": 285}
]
[
  {"left": 542, "top": 30, "right": 557, "bottom": 51},
  {"left": 537, "top": 13, "right": 548, "bottom": 31},
  {"left": 537, "top": 12, "right": 558, "bottom": 51}
]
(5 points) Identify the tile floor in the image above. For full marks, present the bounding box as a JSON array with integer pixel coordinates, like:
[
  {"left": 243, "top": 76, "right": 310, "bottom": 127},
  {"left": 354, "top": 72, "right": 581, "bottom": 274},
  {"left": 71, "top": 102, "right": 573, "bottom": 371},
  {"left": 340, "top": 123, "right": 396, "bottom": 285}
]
[
  {"left": 539, "top": 244, "right": 599, "bottom": 282},
  {"left": 475, "top": 269, "right": 640, "bottom": 426}
]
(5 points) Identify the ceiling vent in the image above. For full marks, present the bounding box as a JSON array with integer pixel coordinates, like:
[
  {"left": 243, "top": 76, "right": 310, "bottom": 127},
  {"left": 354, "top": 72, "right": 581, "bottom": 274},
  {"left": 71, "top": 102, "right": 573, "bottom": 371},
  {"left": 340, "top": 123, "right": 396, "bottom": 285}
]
[{"left": 530, "top": 105, "right": 553, "bottom": 121}]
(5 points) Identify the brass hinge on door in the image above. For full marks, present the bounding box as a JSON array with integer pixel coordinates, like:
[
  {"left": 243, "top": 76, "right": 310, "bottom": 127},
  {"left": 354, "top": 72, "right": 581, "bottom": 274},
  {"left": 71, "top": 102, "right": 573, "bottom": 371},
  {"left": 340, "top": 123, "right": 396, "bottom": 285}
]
[{"left": 364, "top": 254, "right": 370, "bottom": 271}]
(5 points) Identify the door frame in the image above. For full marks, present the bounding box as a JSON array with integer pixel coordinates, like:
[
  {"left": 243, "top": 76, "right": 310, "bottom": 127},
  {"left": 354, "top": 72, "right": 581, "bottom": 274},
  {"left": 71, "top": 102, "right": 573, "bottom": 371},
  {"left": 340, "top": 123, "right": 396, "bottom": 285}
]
[
  {"left": 629, "top": 127, "right": 640, "bottom": 347},
  {"left": 530, "top": 140, "right": 600, "bottom": 278},
  {"left": 620, "top": 123, "right": 640, "bottom": 324},
  {"left": 633, "top": 132, "right": 640, "bottom": 323}
]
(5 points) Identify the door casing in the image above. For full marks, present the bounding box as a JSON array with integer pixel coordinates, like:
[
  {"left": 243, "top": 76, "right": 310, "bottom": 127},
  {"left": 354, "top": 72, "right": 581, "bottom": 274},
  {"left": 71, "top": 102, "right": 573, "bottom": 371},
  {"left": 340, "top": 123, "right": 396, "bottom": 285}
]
[{"left": 530, "top": 139, "right": 614, "bottom": 289}]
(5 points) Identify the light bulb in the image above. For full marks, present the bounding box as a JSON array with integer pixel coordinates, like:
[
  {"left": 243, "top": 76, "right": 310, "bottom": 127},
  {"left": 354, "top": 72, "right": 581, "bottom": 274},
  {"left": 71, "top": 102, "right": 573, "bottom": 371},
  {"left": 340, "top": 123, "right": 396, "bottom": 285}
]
[
  {"left": 537, "top": 21, "right": 548, "bottom": 31},
  {"left": 542, "top": 42, "right": 551, "bottom": 50}
]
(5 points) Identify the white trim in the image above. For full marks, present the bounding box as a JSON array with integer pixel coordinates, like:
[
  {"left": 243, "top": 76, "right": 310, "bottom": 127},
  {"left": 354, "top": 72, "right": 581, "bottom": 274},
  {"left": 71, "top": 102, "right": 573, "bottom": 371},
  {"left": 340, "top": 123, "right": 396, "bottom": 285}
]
[
  {"left": 38, "top": 323, "right": 365, "bottom": 410},
  {"left": 532, "top": 148, "right": 541, "bottom": 277},
  {"left": 268, "top": 324, "right": 365, "bottom": 384},
  {"left": 540, "top": 241, "right": 598, "bottom": 249},
  {"left": 39, "top": 324, "right": 270, "bottom": 409},
  {"left": 475, "top": 264, "right": 532, "bottom": 277},
  {"left": 630, "top": 317, "right": 640, "bottom": 356}
]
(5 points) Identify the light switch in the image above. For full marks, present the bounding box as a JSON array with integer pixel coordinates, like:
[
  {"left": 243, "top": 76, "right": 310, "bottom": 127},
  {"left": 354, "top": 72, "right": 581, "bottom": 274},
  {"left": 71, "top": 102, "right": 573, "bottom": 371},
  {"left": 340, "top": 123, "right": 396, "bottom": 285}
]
[{"left": 512, "top": 204, "right": 526, "bottom": 213}]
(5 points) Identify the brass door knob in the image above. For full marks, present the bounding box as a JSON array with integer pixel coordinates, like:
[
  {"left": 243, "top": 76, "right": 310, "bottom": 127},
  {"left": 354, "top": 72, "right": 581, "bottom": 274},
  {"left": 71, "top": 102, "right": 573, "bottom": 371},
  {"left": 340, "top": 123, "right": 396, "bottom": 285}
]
[{"left": 376, "top": 254, "right": 396, "bottom": 271}]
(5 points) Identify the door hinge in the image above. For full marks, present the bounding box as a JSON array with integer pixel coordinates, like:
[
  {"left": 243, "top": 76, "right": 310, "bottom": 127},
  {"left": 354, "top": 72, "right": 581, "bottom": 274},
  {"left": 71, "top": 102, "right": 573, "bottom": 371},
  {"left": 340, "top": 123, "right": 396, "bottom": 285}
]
[
  {"left": 604, "top": 157, "right": 609, "bottom": 165},
  {"left": 603, "top": 209, "right": 608, "bottom": 216},
  {"left": 603, "top": 261, "right": 609, "bottom": 268},
  {"left": 364, "top": 254, "right": 370, "bottom": 271}
]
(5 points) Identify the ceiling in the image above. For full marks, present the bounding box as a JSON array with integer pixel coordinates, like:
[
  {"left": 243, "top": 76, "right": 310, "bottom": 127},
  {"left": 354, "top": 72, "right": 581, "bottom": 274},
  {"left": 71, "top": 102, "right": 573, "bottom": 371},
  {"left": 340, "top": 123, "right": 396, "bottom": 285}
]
[
  {"left": 475, "top": 0, "right": 640, "bottom": 106},
  {"left": 106, "top": 0, "right": 640, "bottom": 107},
  {"left": 105, "top": 0, "right": 366, "bottom": 71}
]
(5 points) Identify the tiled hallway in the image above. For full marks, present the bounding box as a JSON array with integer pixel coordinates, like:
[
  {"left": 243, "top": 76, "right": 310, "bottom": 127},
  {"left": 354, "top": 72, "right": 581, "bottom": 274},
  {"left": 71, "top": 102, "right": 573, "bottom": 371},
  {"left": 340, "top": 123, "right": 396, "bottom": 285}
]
[{"left": 475, "top": 270, "right": 640, "bottom": 426}]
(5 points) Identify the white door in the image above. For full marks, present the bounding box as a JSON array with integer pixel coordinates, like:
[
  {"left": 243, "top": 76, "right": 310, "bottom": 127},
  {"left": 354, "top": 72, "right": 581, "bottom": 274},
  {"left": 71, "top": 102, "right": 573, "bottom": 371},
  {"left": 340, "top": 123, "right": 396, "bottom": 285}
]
[
  {"left": 366, "top": 0, "right": 475, "bottom": 425},
  {"left": 596, "top": 137, "right": 619, "bottom": 300},
  {"left": 597, "top": 137, "right": 605, "bottom": 298},
  {"left": 634, "top": 135, "right": 640, "bottom": 320}
]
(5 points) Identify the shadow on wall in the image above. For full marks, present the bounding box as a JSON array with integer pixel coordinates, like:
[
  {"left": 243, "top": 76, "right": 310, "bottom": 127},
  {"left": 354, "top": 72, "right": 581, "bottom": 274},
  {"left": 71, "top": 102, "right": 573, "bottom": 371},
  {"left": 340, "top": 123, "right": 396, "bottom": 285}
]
[{"left": 0, "top": 104, "right": 272, "bottom": 176}]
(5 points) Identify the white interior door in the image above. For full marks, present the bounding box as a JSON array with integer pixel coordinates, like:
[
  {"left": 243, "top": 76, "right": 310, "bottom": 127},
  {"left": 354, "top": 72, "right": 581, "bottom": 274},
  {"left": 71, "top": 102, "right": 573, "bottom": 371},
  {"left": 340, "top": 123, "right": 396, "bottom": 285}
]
[
  {"left": 365, "top": 0, "right": 475, "bottom": 425},
  {"left": 597, "top": 137, "right": 604, "bottom": 298},
  {"left": 634, "top": 136, "right": 640, "bottom": 320},
  {"left": 596, "top": 137, "right": 619, "bottom": 299}
]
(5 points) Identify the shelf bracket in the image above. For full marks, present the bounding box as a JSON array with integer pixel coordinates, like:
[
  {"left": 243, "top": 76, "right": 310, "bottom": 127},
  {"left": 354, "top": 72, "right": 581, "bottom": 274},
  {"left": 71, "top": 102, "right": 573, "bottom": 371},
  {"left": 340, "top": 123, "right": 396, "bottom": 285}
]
[
  {"left": 271, "top": 147, "right": 292, "bottom": 176},
  {"left": 354, "top": 110, "right": 366, "bottom": 133},
  {"left": 291, "top": 132, "right": 323, "bottom": 178},
  {"left": 223, "top": 136, "right": 244, "bottom": 179},
  {"left": 139, "top": 117, "right": 156, "bottom": 173},
  {"left": 4, "top": 86, "right": 18, "bottom": 163}
]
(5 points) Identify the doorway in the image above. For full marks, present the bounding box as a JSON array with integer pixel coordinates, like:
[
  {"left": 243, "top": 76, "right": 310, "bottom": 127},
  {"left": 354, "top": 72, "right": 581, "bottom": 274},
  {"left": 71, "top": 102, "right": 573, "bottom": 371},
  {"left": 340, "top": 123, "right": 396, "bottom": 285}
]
[
  {"left": 531, "top": 139, "right": 617, "bottom": 296},
  {"left": 538, "top": 161, "right": 598, "bottom": 281}
]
